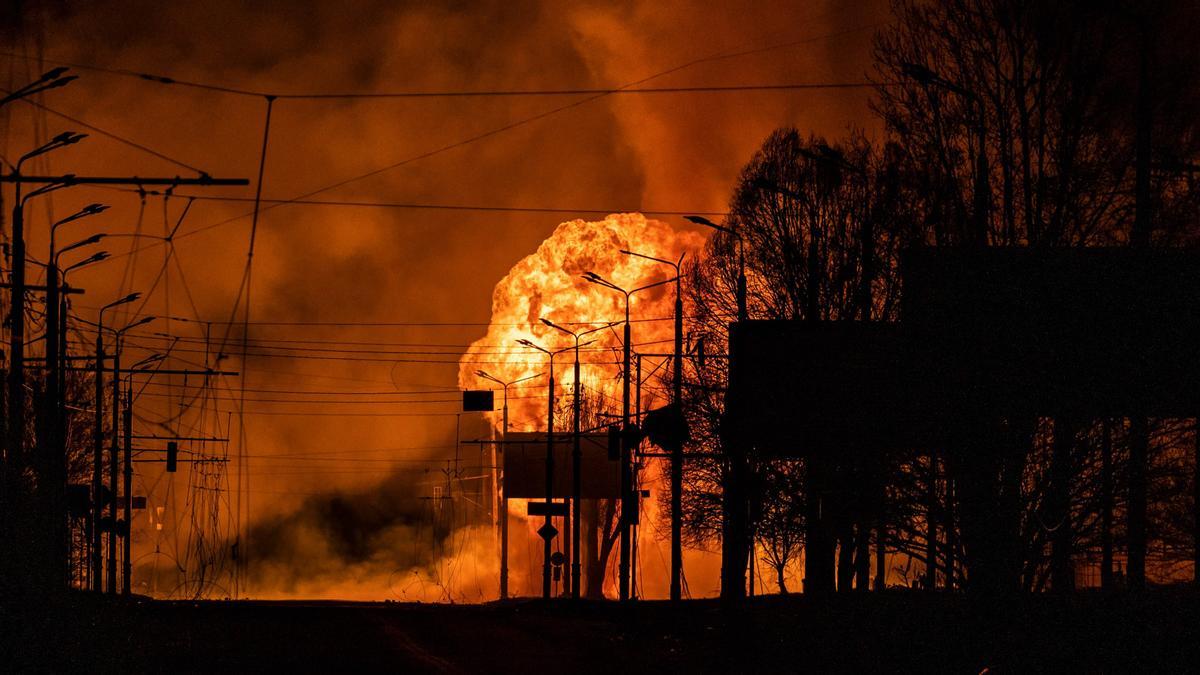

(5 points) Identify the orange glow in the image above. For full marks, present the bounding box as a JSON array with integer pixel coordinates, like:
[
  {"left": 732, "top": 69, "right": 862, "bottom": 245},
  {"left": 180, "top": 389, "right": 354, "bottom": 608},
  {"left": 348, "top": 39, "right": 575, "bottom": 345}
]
[
  {"left": 458, "top": 212, "right": 705, "bottom": 598},
  {"left": 459, "top": 212, "right": 702, "bottom": 430}
]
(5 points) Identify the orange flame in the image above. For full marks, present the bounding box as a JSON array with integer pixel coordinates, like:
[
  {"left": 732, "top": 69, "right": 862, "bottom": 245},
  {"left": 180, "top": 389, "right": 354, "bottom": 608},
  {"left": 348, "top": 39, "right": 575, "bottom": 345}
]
[
  {"left": 457, "top": 213, "right": 708, "bottom": 598},
  {"left": 459, "top": 212, "right": 703, "bottom": 429}
]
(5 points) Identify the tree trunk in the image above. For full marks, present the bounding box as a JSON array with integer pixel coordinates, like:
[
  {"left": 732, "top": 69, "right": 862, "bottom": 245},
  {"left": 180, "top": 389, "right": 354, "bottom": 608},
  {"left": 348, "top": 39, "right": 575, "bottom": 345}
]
[
  {"left": 1100, "top": 419, "right": 1114, "bottom": 589},
  {"left": 803, "top": 456, "right": 834, "bottom": 594},
  {"left": 855, "top": 521, "right": 871, "bottom": 592},
  {"left": 837, "top": 524, "right": 855, "bottom": 593},
  {"left": 925, "top": 453, "right": 938, "bottom": 591},
  {"left": 1049, "top": 417, "right": 1075, "bottom": 593},
  {"left": 1128, "top": 417, "right": 1148, "bottom": 590}
]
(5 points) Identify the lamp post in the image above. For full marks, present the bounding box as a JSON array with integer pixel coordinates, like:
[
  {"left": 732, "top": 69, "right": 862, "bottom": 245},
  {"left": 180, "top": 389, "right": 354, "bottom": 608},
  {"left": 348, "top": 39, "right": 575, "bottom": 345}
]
[
  {"left": 901, "top": 62, "right": 989, "bottom": 246},
  {"left": 582, "top": 271, "right": 677, "bottom": 600},
  {"left": 620, "top": 248, "right": 688, "bottom": 601},
  {"left": 6, "top": 135, "right": 83, "bottom": 581},
  {"left": 119, "top": 353, "right": 162, "bottom": 596},
  {"left": 44, "top": 207, "right": 107, "bottom": 585},
  {"left": 59, "top": 251, "right": 107, "bottom": 591},
  {"left": 94, "top": 293, "right": 140, "bottom": 591},
  {"left": 107, "top": 314, "right": 154, "bottom": 595},
  {"left": 0, "top": 70, "right": 74, "bottom": 583},
  {"left": 516, "top": 339, "right": 571, "bottom": 599},
  {"left": 539, "top": 319, "right": 615, "bottom": 599},
  {"left": 685, "top": 216, "right": 745, "bottom": 321},
  {"left": 475, "top": 369, "right": 542, "bottom": 600}
]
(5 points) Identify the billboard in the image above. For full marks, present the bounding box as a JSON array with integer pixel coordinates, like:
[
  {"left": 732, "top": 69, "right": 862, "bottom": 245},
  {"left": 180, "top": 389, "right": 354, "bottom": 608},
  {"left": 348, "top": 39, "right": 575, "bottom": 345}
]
[{"left": 501, "top": 432, "right": 621, "bottom": 499}]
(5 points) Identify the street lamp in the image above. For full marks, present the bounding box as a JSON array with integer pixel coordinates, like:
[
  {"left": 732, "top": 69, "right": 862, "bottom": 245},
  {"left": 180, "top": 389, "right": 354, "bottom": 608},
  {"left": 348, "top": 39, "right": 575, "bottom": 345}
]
[
  {"left": 63, "top": 251, "right": 110, "bottom": 276},
  {"left": 56, "top": 233, "right": 107, "bottom": 261},
  {"left": 516, "top": 337, "right": 572, "bottom": 599},
  {"left": 5, "top": 132, "right": 85, "bottom": 585},
  {"left": 685, "top": 216, "right": 746, "bottom": 321},
  {"left": 93, "top": 292, "right": 140, "bottom": 593},
  {"left": 475, "top": 368, "right": 542, "bottom": 600},
  {"left": 41, "top": 202, "right": 107, "bottom": 586},
  {"left": 108, "top": 313, "right": 154, "bottom": 597},
  {"left": 540, "top": 318, "right": 616, "bottom": 599},
  {"left": 130, "top": 353, "right": 166, "bottom": 373},
  {"left": 0, "top": 67, "right": 76, "bottom": 107},
  {"left": 900, "top": 61, "right": 989, "bottom": 246},
  {"left": 620, "top": 248, "right": 689, "bottom": 602},
  {"left": 581, "top": 271, "right": 677, "bottom": 601}
]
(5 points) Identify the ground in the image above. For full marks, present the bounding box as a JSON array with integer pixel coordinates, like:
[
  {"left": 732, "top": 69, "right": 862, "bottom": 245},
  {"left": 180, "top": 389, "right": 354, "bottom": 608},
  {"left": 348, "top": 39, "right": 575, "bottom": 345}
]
[{"left": 3, "top": 589, "right": 1199, "bottom": 673}]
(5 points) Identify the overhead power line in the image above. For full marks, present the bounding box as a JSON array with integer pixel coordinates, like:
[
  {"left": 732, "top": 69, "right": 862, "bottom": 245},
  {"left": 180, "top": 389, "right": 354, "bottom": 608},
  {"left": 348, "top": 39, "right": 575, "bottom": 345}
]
[
  {"left": 0, "top": 85, "right": 210, "bottom": 174},
  {"left": 103, "top": 188, "right": 727, "bottom": 217},
  {"left": 0, "top": 20, "right": 888, "bottom": 100},
  {"left": 272, "top": 82, "right": 882, "bottom": 99}
]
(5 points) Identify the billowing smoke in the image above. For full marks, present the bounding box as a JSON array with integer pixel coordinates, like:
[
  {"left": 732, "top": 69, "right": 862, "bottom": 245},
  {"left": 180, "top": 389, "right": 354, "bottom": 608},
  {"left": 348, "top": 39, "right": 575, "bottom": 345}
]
[{"left": 5, "top": 0, "right": 885, "bottom": 599}]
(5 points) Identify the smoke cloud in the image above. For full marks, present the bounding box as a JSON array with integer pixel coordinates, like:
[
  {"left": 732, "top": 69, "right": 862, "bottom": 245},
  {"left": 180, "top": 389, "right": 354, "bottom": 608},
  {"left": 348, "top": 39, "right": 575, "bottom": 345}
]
[{"left": 4, "top": 0, "right": 885, "bottom": 599}]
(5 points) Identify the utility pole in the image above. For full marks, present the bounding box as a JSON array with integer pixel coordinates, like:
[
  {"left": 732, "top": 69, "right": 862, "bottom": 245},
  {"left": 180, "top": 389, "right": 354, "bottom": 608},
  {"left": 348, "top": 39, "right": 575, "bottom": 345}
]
[
  {"left": 108, "top": 327, "right": 121, "bottom": 593},
  {"left": 619, "top": 249, "right": 687, "bottom": 601},
  {"left": 45, "top": 204, "right": 106, "bottom": 588},
  {"left": 92, "top": 329, "right": 104, "bottom": 588},
  {"left": 110, "top": 315, "right": 155, "bottom": 593},
  {"left": 476, "top": 370, "right": 539, "bottom": 600},
  {"left": 684, "top": 216, "right": 750, "bottom": 601},
  {"left": 515, "top": 341, "right": 566, "bottom": 599},
  {"left": 545, "top": 362, "right": 555, "bottom": 599},
  {"left": 8, "top": 146, "right": 82, "bottom": 593},
  {"left": 93, "top": 297, "right": 145, "bottom": 592},
  {"left": 540, "top": 320, "right": 609, "bottom": 600},
  {"left": 0, "top": 171, "right": 246, "bottom": 593},
  {"left": 619, "top": 317, "right": 632, "bottom": 601},
  {"left": 122, "top": 387, "right": 132, "bottom": 595},
  {"left": 501, "top": 400, "right": 508, "bottom": 599},
  {"left": 0, "top": 70, "right": 76, "bottom": 592},
  {"left": 571, "top": 352, "right": 581, "bottom": 598},
  {"left": 583, "top": 272, "right": 674, "bottom": 601}
]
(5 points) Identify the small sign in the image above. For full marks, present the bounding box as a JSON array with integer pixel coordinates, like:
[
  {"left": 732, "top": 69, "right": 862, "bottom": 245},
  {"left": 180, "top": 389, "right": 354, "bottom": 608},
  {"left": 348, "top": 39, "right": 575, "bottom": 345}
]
[
  {"left": 132, "top": 496, "right": 147, "bottom": 510},
  {"left": 462, "top": 390, "right": 495, "bottom": 412},
  {"left": 527, "top": 501, "right": 569, "bottom": 517},
  {"left": 537, "top": 523, "right": 559, "bottom": 541}
]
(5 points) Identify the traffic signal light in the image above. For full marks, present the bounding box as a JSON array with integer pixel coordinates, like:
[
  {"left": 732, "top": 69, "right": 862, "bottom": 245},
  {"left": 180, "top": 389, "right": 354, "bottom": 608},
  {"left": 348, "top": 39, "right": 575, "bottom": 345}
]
[{"left": 166, "top": 441, "right": 178, "bottom": 472}]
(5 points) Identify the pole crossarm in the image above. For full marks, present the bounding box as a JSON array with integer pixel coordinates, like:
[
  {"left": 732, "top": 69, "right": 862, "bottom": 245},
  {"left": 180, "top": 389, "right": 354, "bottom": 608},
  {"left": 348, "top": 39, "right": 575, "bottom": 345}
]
[
  {"left": 64, "top": 368, "right": 238, "bottom": 375},
  {"left": 130, "top": 435, "right": 230, "bottom": 442},
  {"left": 0, "top": 282, "right": 85, "bottom": 293},
  {"left": 0, "top": 174, "right": 248, "bottom": 186}
]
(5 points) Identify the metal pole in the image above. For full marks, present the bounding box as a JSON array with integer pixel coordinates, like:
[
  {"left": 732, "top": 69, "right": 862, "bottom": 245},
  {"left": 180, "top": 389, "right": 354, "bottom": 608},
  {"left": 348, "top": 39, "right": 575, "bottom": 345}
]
[
  {"left": 45, "top": 257, "right": 65, "bottom": 586},
  {"left": 571, "top": 342, "right": 581, "bottom": 599},
  {"left": 618, "top": 300, "right": 632, "bottom": 601},
  {"left": 6, "top": 182, "right": 26, "bottom": 584},
  {"left": 670, "top": 274, "right": 683, "bottom": 601},
  {"left": 543, "top": 359, "right": 554, "bottom": 599},
  {"left": 92, "top": 328, "right": 104, "bottom": 590},
  {"left": 108, "top": 335, "right": 120, "bottom": 594},
  {"left": 122, "top": 386, "right": 132, "bottom": 595},
  {"left": 632, "top": 354, "right": 641, "bottom": 598},
  {"left": 500, "top": 387, "right": 509, "bottom": 600},
  {"left": 737, "top": 237, "right": 747, "bottom": 322},
  {"left": 59, "top": 294, "right": 71, "bottom": 586}
]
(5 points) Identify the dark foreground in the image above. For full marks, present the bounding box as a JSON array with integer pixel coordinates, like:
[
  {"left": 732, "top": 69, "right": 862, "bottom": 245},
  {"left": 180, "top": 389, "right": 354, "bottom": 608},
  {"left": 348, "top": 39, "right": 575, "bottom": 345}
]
[{"left": 3, "top": 589, "right": 1199, "bottom": 673}]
